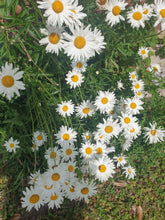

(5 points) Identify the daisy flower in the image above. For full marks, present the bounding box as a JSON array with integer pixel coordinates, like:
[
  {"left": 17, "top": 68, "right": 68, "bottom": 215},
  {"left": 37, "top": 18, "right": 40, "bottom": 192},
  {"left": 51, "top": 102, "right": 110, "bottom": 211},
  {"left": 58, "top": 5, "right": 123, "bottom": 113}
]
[
  {"left": 64, "top": 160, "right": 77, "bottom": 176},
  {"left": 134, "top": 91, "right": 145, "bottom": 99},
  {"left": 129, "top": 71, "right": 138, "bottom": 81},
  {"left": 82, "top": 131, "right": 93, "bottom": 142},
  {"left": 117, "top": 80, "right": 125, "bottom": 90},
  {"left": 80, "top": 141, "right": 95, "bottom": 160},
  {"left": 32, "top": 130, "right": 47, "bottom": 147},
  {"left": 142, "top": 3, "right": 154, "bottom": 21},
  {"left": 75, "top": 100, "right": 95, "bottom": 119},
  {"left": 65, "top": 70, "right": 84, "bottom": 89},
  {"left": 44, "top": 190, "right": 64, "bottom": 209},
  {"left": 45, "top": 147, "right": 61, "bottom": 167},
  {"left": 154, "top": 0, "right": 165, "bottom": 31},
  {"left": 29, "top": 170, "right": 41, "bottom": 185},
  {"left": 36, "top": 174, "right": 55, "bottom": 197},
  {"left": 122, "top": 138, "right": 133, "bottom": 151},
  {"left": 95, "top": 90, "right": 116, "bottom": 114},
  {"left": 92, "top": 27, "right": 106, "bottom": 54},
  {"left": 132, "top": 80, "right": 144, "bottom": 93},
  {"left": 125, "top": 97, "right": 144, "bottom": 115},
  {"left": 144, "top": 122, "right": 165, "bottom": 144},
  {"left": 0, "top": 62, "right": 25, "bottom": 100},
  {"left": 151, "top": 63, "right": 162, "bottom": 76},
  {"left": 4, "top": 137, "right": 20, "bottom": 153},
  {"left": 138, "top": 47, "right": 149, "bottom": 59},
  {"left": 63, "top": 25, "right": 105, "bottom": 61},
  {"left": 113, "top": 154, "right": 127, "bottom": 167},
  {"left": 55, "top": 125, "right": 77, "bottom": 147},
  {"left": 94, "top": 141, "right": 110, "bottom": 158},
  {"left": 124, "top": 122, "right": 141, "bottom": 140},
  {"left": 60, "top": 144, "right": 78, "bottom": 161},
  {"left": 91, "top": 156, "right": 115, "bottom": 182},
  {"left": 123, "top": 165, "right": 136, "bottom": 179},
  {"left": 71, "top": 59, "right": 87, "bottom": 72},
  {"left": 37, "top": 0, "right": 74, "bottom": 27},
  {"left": 77, "top": 179, "right": 97, "bottom": 201},
  {"left": 96, "top": 0, "right": 108, "bottom": 9},
  {"left": 116, "top": 97, "right": 127, "bottom": 114},
  {"left": 56, "top": 100, "right": 74, "bottom": 117},
  {"left": 31, "top": 144, "right": 40, "bottom": 152},
  {"left": 119, "top": 112, "right": 138, "bottom": 129},
  {"left": 127, "top": 4, "right": 145, "bottom": 28},
  {"left": 105, "top": 0, "right": 128, "bottom": 26},
  {"left": 64, "top": 178, "right": 79, "bottom": 201},
  {"left": 96, "top": 116, "right": 121, "bottom": 143},
  {"left": 39, "top": 25, "right": 64, "bottom": 54},
  {"left": 21, "top": 186, "right": 45, "bottom": 211}
]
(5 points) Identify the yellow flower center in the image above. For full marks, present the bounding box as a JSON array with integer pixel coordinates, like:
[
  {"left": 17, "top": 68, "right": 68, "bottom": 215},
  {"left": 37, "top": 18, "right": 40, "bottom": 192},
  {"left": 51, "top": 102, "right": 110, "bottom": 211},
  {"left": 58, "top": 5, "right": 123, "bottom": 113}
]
[
  {"left": 143, "top": 8, "right": 148, "bottom": 14},
  {"left": 37, "top": 135, "right": 43, "bottom": 141},
  {"left": 131, "top": 74, "right": 135, "bottom": 79},
  {"left": 132, "top": 12, "right": 142, "bottom": 21},
  {"left": 63, "top": 133, "right": 70, "bottom": 140},
  {"left": 124, "top": 117, "right": 130, "bottom": 124},
  {"left": 130, "top": 128, "right": 135, "bottom": 133},
  {"left": 101, "top": 97, "right": 108, "bottom": 104},
  {"left": 49, "top": 33, "right": 60, "bottom": 44},
  {"left": 151, "top": 129, "right": 156, "bottom": 135},
  {"left": 9, "top": 143, "right": 14, "bottom": 148},
  {"left": 52, "top": 1, "right": 63, "bottom": 13},
  {"left": 77, "top": 62, "right": 83, "bottom": 68},
  {"left": 85, "top": 147, "right": 92, "bottom": 155},
  {"left": 160, "top": 9, "right": 165, "bottom": 18},
  {"left": 29, "top": 194, "right": 39, "bottom": 204},
  {"left": 71, "top": 75, "right": 79, "bottom": 82},
  {"left": 100, "top": 134, "right": 103, "bottom": 139},
  {"left": 137, "top": 92, "right": 142, "bottom": 96},
  {"left": 123, "top": 104, "right": 127, "bottom": 109},
  {"left": 34, "top": 176, "right": 38, "bottom": 182},
  {"left": 112, "top": 6, "right": 121, "bottom": 16},
  {"left": 66, "top": 149, "right": 72, "bottom": 155},
  {"left": 99, "top": 164, "right": 106, "bottom": 172},
  {"left": 52, "top": 173, "right": 60, "bottom": 181},
  {"left": 50, "top": 193, "right": 58, "bottom": 200},
  {"left": 119, "top": 157, "right": 123, "bottom": 161},
  {"left": 105, "top": 126, "right": 113, "bottom": 133},
  {"left": 130, "top": 102, "right": 137, "bottom": 109},
  {"left": 68, "top": 165, "right": 74, "bottom": 172},
  {"left": 98, "top": 0, "right": 107, "bottom": 5},
  {"left": 110, "top": 110, "right": 115, "bottom": 115},
  {"left": 154, "top": 66, "right": 158, "bottom": 71},
  {"left": 1, "top": 75, "right": 14, "bottom": 88},
  {"left": 62, "top": 105, "right": 68, "bottom": 112},
  {"left": 134, "top": 83, "right": 140, "bottom": 89},
  {"left": 141, "top": 49, "right": 146, "bottom": 54},
  {"left": 83, "top": 108, "right": 90, "bottom": 114},
  {"left": 74, "top": 36, "right": 86, "bottom": 49},
  {"left": 86, "top": 135, "right": 90, "bottom": 140},
  {"left": 128, "top": 168, "right": 132, "bottom": 173},
  {"left": 70, "top": 186, "right": 75, "bottom": 192},
  {"left": 50, "top": 152, "right": 56, "bottom": 159},
  {"left": 32, "top": 144, "right": 36, "bottom": 149},
  {"left": 44, "top": 184, "right": 53, "bottom": 190},
  {"left": 71, "top": 9, "right": 76, "bottom": 13},
  {"left": 96, "top": 147, "right": 102, "bottom": 154},
  {"left": 81, "top": 187, "right": 89, "bottom": 195}
]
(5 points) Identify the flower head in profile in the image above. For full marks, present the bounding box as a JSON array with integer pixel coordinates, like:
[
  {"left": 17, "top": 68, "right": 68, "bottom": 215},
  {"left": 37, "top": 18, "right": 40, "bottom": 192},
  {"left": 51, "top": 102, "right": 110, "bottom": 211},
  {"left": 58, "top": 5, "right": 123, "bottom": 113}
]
[
  {"left": 0, "top": 62, "right": 25, "bottom": 100},
  {"left": 4, "top": 137, "right": 20, "bottom": 153}
]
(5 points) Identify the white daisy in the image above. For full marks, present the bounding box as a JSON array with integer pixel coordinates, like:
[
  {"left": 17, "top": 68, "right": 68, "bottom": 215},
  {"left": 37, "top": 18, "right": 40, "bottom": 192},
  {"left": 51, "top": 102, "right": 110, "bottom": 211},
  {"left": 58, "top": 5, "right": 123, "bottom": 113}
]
[
  {"left": 123, "top": 165, "right": 136, "bottom": 179},
  {"left": 32, "top": 130, "right": 47, "bottom": 147},
  {"left": 80, "top": 141, "right": 95, "bottom": 160},
  {"left": 82, "top": 131, "right": 93, "bottom": 142},
  {"left": 77, "top": 179, "right": 97, "bottom": 201},
  {"left": 55, "top": 126, "right": 77, "bottom": 147},
  {"left": 138, "top": 47, "right": 149, "bottom": 59},
  {"left": 65, "top": 70, "right": 84, "bottom": 89},
  {"left": 154, "top": 0, "right": 165, "bottom": 30},
  {"left": 144, "top": 122, "right": 165, "bottom": 144},
  {"left": 117, "top": 80, "right": 125, "bottom": 90},
  {"left": 96, "top": 0, "right": 108, "bottom": 9},
  {"left": 45, "top": 147, "right": 61, "bottom": 167},
  {"left": 63, "top": 25, "right": 105, "bottom": 61},
  {"left": 31, "top": 144, "right": 40, "bottom": 152},
  {"left": 64, "top": 178, "right": 79, "bottom": 201},
  {"left": 123, "top": 122, "right": 141, "bottom": 140},
  {"left": 151, "top": 63, "right": 162, "bottom": 77},
  {"left": 129, "top": 71, "right": 138, "bottom": 81},
  {"left": 39, "top": 25, "right": 64, "bottom": 54},
  {"left": 44, "top": 190, "right": 64, "bottom": 209},
  {"left": 21, "top": 186, "right": 45, "bottom": 211},
  {"left": 125, "top": 97, "right": 144, "bottom": 115},
  {"left": 92, "top": 27, "right": 106, "bottom": 54},
  {"left": 122, "top": 138, "right": 133, "bottom": 151},
  {"left": 4, "top": 137, "right": 20, "bottom": 153},
  {"left": 134, "top": 91, "right": 145, "bottom": 99},
  {"left": 105, "top": 0, "right": 128, "bottom": 26},
  {"left": 56, "top": 100, "right": 74, "bottom": 117},
  {"left": 96, "top": 117, "right": 121, "bottom": 143},
  {"left": 91, "top": 156, "right": 115, "bottom": 182},
  {"left": 29, "top": 170, "right": 41, "bottom": 185},
  {"left": 37, "top": 0, "right": 74, "bottom": 27},
  {"left": 36, "top": 174, "right": 55, "bottom": 197},
  {"left": 75, "top": 100, "right": 95, "bottom": 119},
  {"left": 127, "top": 4, "right": 145, "bottom": 28},
  {"left": 0, "top": 62, "right": 25, "bottom": 100},
  {"left": 94, "top": 141, "right": 110, "bottom": 158},
  {"left": 132, "top": 80, "right": 144, "bottom": 93},
  {"left": 93, "top": 131, "right": 105, "bottom": 143},
  {"left": 119, "top": 112, "right": 138, "bottom": 129},
  {"left": 116, "top": 97, "right": 127, "bottom": 114},
  {"left": 113, "top": 154, "right": 127, "bottom": 167},
  {"left": 64, "top": 160, "right": 77, "bottom": 176},
  {"left": 71, "top": 59, "right": 87, "bottom": 72},
  {"left": 142, "top": 3, "right": 154, "bottom": 21},
  {"left": 61, "top": 144, "right": 78, "bottom": 161},
  {"left": 95, "top": 90, "right": 116, "bottom": 114}
]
